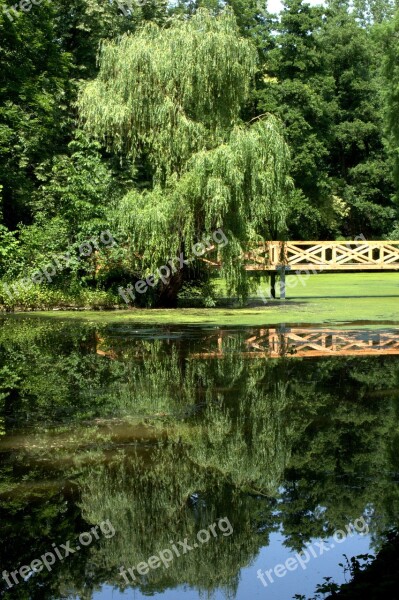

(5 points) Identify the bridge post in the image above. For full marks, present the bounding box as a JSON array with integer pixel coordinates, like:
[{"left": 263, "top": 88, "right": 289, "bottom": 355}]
[
  {"left": 280, "top": 268, "right": 286, "bottom": 300},
  {"left": 270, "top": 272, "right": 276, "bottom": 299},
  {"left": 276, "top": 265, "right": 287, "bottom": 299},
  {"left": 277, "top": 242, "right": 288, "bottom": 300}
]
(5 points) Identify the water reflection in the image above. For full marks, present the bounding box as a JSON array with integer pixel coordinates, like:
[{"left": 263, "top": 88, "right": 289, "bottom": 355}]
[{"left": 0, "top": 318, "right": 398, "bottom": 599}]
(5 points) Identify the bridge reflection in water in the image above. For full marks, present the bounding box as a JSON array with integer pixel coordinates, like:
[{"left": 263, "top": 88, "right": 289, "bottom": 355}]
[{"left": 190, "top": 327, "right": 399, "bottom": 359}]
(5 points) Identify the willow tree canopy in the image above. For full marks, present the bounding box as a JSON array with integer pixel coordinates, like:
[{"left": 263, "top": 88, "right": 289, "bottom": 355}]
[{"left": 78, "top": 9, "right": 292, "bottom": 302}]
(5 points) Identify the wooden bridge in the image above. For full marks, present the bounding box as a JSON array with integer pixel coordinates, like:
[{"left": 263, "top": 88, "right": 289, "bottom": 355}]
[
  {"left": 244, "top": 241, "right": 399, "bottom": 272},
  {"left": 243, "top": 240, "right": 399, "bottom": 298},
  {"left": 248, "top": 328, "right": 399, "bottom": 358},
  {"left": 95, "top": 328, "right": 399, "bottom": 360},
  {"left": 190, "top": 328, "right": 399, "bottom": 359},
  {"left": 203, "top": 240, "right": 399, "bottom": 298}
]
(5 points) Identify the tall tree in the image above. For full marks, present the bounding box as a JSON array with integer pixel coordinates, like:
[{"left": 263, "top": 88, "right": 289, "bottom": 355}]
[
  {"left": 258, "top": 0, "right": 396, "bottom": 239},
  {"left": 322, "top": 0, "right": 396, "bottom": 237},
  {"left": 78, "top": 9, "right": 292, "bottom": 305},
  {"left": 0, "top": 0, "right": 72, "bottom": 228},
  {"left": 257, "top": 0, "right": 337, "bottom": 239}
]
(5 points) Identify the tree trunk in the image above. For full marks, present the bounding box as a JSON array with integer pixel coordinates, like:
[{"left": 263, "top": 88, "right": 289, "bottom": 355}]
[
  {"left": 156, "top": 271, "right": 184, "bottom": 308},
  {"left": 270, "top": 272, "right": 276, "bottom": 299}
]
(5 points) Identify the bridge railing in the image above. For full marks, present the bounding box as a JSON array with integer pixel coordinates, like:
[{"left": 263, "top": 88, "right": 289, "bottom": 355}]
[
  {"left": 244, "top": 241, "right": 399, "bottom": 271},
  {"left": 189, "top": 328, "right": 399, "bottom": 358}
]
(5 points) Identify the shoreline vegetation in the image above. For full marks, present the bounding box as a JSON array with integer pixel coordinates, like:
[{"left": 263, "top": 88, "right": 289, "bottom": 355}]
[{"left": 1, "top": 273, "right": 398, "bottom": 326}]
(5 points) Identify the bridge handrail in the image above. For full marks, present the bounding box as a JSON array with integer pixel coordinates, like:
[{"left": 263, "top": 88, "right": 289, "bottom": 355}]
[{"left": 245, "top": 240, "right": 399, "bottom": 270}]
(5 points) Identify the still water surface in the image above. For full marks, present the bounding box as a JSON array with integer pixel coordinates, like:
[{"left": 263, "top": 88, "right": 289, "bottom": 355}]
[{"left": 0, "top": 317, "right": 398, "bottom": 599}]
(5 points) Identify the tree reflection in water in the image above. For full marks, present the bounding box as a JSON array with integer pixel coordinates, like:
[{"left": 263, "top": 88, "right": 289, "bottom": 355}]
[{"left": 0, "top": 318, "right": 398, "bottom": 598}]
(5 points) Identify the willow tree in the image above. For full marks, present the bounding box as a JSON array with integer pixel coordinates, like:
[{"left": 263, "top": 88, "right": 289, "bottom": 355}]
[{"left": 79, "top": 9, "right": 292, "bottom": 305}]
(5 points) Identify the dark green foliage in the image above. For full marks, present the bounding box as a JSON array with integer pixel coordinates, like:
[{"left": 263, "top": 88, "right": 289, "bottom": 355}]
[
  {"left": 0, "top": 0, "right": 398, "bottom": 308},
  {"left": 0, "top": 0, "right": 73, "bottom": 229},
  {"left": 257, "top": 0, "right": 397, "bottom": 239}
]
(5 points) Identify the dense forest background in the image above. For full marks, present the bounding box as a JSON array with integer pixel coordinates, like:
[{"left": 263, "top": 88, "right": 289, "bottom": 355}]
[{"left": 1, "top": 0, "right": 399, "bottom": 307}]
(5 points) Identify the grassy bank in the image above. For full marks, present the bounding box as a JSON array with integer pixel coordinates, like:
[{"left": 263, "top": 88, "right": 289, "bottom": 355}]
[{"left": 6, "top": 272, "right": 398, "bottom": 326}]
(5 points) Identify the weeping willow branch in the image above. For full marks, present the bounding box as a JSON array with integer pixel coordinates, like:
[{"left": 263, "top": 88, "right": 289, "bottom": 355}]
[{"left": 78, "top": 9, "right": 292, "bottom": 303}]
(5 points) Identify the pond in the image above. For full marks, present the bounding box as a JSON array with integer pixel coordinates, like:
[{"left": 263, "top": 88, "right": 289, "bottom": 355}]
[{"left": 0, "top": 316, "right": 399, "bottom": 599}]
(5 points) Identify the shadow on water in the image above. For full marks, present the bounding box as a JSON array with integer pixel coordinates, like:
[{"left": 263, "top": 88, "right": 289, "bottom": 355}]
[{"left": 0, "top": 317, "right": 399, "bottom": 599}]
